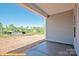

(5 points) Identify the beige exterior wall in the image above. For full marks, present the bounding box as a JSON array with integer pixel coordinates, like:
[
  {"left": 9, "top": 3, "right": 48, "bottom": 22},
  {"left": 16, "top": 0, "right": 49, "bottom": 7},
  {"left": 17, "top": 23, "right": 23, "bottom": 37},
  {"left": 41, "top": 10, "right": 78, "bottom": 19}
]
[
  {"left": 46, "top": 10, "right": 73, "bottom": 45},
  {"left": 73, "top": 4, "right": 79, "bottom": 56}
]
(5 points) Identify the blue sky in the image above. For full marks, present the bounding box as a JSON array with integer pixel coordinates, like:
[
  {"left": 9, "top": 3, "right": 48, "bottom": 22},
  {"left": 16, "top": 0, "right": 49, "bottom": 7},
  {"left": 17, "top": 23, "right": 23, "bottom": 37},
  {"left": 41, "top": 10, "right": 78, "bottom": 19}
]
[{"left": 0, "top": 3, "right": 45, "bottom": 27}]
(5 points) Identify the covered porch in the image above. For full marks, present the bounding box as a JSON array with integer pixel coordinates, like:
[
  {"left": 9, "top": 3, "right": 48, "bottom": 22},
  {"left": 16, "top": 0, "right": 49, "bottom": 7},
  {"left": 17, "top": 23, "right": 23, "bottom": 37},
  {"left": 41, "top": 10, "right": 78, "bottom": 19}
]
[
  {"left": 1, "top": 3, "right": 79, "bottom": 56},
  {"left": 8, "top": 3, "right": 78, "bottom": 56}
]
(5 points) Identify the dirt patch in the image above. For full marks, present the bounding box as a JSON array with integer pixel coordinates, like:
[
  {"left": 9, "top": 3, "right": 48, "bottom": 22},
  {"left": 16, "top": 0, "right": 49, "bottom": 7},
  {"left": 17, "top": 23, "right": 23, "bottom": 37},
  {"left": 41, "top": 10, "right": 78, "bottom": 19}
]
[{"left": 0, "top": 35, "right": 44, "bottom": 53}]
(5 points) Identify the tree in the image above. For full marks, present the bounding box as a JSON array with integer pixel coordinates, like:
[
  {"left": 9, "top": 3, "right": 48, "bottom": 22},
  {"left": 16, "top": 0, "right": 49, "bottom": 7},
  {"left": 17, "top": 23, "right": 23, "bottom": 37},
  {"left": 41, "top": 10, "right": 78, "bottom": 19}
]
[
  {"left": 8, "top": 24, "right": 17, "bottom": 32},
  {"left": 0, "top": 22, "right": 4, "bottom": 36}
]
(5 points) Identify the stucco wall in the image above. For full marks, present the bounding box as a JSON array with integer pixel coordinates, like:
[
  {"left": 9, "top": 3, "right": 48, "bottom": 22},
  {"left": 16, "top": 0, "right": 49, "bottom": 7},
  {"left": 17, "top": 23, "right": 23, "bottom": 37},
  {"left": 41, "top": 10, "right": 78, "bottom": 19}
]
[
  {"left": 73, "top": 4, "right": 79, "bottom": 56},
  {"left": 46, "top": 10, "right": 73, "bottom": 45}
]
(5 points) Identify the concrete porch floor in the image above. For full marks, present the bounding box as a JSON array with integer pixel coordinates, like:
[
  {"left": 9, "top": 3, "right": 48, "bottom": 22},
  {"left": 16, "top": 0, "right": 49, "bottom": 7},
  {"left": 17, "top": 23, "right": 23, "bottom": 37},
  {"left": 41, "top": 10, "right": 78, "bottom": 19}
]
[{"left": 23, "top": 41, "right": 76, "bottom": 56}]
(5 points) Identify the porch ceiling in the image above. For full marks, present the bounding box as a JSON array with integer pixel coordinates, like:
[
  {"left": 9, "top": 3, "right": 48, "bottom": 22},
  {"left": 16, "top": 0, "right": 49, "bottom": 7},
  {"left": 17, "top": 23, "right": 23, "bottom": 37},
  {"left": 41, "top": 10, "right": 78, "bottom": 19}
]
[
  {"left": 18, "top": 3, "right": 75, "bottom": 17},
  {"left": 34, "top": 3, "right": 75, "bottom": 15}
]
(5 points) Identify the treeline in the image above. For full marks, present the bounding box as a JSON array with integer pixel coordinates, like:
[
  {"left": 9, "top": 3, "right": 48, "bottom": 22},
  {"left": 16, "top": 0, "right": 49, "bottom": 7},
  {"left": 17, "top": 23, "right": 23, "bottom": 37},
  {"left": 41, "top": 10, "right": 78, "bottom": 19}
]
[{"left": 0, "top": 22, "right": 45, "bottom": 36}]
